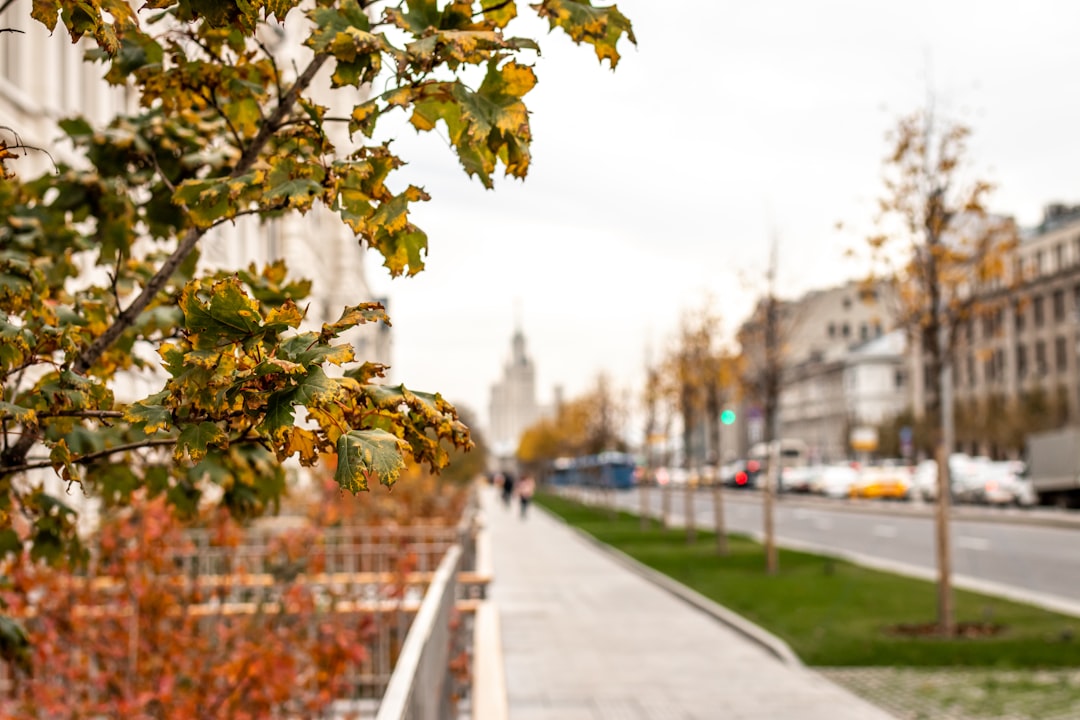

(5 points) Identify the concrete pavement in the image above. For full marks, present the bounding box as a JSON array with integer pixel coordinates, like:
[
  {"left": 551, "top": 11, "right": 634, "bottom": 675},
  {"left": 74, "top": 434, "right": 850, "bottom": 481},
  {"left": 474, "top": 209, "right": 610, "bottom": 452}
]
[{"left": 483, "top": 488, "right": 896, "bottom": 719}]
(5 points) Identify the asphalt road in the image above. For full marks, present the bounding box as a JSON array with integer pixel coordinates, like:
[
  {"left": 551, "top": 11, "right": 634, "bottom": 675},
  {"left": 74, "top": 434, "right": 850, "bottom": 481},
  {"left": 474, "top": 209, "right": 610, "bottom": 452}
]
[{"left": 605, "top": 487, "right": 1080, "bottom": 611}]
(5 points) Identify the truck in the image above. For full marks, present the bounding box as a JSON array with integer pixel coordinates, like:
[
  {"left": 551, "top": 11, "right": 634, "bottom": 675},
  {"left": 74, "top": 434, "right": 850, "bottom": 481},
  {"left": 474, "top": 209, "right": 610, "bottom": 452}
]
[{"left": 1026, "top": 427, "right": 1080, "bottom": 508}]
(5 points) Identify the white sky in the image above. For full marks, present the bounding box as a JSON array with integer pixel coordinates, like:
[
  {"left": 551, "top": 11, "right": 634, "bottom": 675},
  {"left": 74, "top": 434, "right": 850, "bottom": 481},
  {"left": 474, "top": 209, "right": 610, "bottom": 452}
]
[{"left": 365, "top": 1, "right": 1080, "bottom": 436}]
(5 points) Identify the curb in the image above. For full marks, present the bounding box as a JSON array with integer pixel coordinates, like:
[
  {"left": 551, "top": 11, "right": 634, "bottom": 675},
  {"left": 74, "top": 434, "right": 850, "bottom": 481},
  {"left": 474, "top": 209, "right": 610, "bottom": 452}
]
[
  {"left": 540, "top": 506, "right": 804, "bottom": 667},
  {"left": 748, "top": 532, "right": 1080, "bottom": 619},
  {"left": 720, "top": 491, "right": 1080, "bottom": 531}
]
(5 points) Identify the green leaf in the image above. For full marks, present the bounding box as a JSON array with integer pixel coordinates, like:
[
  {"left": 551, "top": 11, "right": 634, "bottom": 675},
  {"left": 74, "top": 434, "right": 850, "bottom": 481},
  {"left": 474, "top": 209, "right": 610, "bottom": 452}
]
[
  {"left": 124, "top": 391, "right": 172, "bottom": 433},
  {"left": 260, "top": 390, "right": 297, "bottom": 438},
  {"left": 175, "top": 421, "right": 229, "bottom": 463},
  {"left": 180, "top": 277, "right": 264, "bottom": 348},
  {"left": 264, "top": 177, "right": 323, "bottom": 211},
  {"left": 334, "top": 429, "right": 406, "bottom": 492},
  {"left": 0, "top": 402, "right": 35, "bottom": 424},
  {"left": 0, "top": 616, "right": 30, "bottom": 675},
  {"left": 173, "top": 178, "right": 232, "bottom": 228},
  {"left": 292, "top": 367, "right": 343, "bottom": 407}
]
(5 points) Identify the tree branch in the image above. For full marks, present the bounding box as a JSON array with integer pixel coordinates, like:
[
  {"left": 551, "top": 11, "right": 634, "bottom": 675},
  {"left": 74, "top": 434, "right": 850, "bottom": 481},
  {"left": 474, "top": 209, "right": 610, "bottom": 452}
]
[
  {"left": 33, "top": 410, "right": 125, "bottom": 420},
  {"left": 3, "top": 438, "right": 178, "bottom": 474},
  {"left": 2, "top": 52, "right": 332, "bottom": 471}
]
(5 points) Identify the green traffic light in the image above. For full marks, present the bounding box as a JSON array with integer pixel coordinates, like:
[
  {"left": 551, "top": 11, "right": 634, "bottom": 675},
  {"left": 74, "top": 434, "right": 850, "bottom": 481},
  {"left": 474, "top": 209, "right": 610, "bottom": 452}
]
[{"left": 720, "top": 409, "right": 736, "bottom": 425}]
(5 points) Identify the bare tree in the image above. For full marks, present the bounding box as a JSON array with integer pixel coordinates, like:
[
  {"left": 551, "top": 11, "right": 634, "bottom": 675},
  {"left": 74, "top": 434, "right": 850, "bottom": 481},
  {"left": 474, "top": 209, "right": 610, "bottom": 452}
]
[{"left": 868, "top": 108, "right": 1018, "bottom": 634}]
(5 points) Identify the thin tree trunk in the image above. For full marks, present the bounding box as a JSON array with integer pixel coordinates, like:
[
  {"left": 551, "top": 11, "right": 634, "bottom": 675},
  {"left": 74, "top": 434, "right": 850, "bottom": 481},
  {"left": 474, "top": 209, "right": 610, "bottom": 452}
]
[
  {"left": 684, "top": 480, "right": 696, "bottom": 544},
  {"left": 935, "top": 442, "right": 954, "bottom": 635},
  {"left": 763, "top": 446, "right": 778, "bottom": 575},
  {"left": 713, "top": 484, "right": 727, "bottom": 555},
  {"left": 661, "top": 481, "right": 671, "bottom": 530},
  {"left": 639, "top": 480, "right": 650, "bottom": 530}
]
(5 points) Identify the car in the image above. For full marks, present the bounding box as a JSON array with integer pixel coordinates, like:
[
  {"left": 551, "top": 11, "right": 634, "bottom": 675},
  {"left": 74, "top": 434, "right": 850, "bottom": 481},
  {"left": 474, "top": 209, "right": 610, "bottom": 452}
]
[
  {"left": 779, "top": 465, "right": 817, "bottom": 493},
  {"left": 849, "top": 465, "right": 912, "bottom": 500},
  {"left": 968, "top": 461, "right": 1036, "bottom": 507},
  {"left": 810, "top": 464, "right": 860, "bottom": 498},
  {"left": 912, "top": 454, "right": 983, "bottom": 501},
  {"left": 723, "top": 459, "right": 761, "bottom": 489}
]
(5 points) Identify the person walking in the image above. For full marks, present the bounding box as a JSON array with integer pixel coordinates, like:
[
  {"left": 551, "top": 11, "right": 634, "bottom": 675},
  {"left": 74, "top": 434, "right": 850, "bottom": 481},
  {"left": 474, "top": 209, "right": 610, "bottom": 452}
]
[
  {"left": 501, "top": 472, "right": 516, "bottom": 509},
  {"left": 518, "top": 475, "right": 536, "bottom": 518}
]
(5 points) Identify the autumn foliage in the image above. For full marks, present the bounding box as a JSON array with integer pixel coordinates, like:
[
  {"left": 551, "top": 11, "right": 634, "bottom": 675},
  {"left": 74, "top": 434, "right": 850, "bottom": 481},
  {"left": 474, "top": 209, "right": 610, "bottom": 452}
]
[
  {"left": 0, "top": 0, "right": 635, "bottom": 567},
  {"left": 0, "top": 493, "right": 375, "bottom": 718}
]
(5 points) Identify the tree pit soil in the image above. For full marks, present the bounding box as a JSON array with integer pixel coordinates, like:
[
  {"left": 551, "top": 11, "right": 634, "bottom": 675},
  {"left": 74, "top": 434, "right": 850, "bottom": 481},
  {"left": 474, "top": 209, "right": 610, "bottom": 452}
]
[{"left": 887, "top": 621, "right": 1006, "bottom": 639}]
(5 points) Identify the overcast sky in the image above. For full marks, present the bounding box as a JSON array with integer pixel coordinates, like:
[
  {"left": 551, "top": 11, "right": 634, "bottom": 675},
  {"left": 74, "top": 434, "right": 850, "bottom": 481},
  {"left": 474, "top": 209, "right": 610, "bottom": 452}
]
[{"left": 363, "top": 1, "right": 1080, "bottom": 436}]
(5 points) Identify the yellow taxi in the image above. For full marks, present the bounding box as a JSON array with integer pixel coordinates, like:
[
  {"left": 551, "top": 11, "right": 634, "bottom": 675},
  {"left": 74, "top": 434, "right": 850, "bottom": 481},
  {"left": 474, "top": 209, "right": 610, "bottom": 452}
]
[{"left": 849, "top": 465, "right": 911, "bottom": 500}]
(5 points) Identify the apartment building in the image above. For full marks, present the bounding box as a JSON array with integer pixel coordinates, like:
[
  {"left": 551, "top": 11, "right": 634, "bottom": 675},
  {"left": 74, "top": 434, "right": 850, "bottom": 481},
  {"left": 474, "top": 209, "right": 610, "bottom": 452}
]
[{"left": 946, "top": 205, "right": 1080, "bottom": 455}]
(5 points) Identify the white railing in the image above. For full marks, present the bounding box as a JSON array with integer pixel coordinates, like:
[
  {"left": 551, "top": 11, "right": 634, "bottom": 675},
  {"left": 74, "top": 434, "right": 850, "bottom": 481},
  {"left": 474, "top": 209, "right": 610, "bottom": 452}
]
[{"left": 376, "top": 544, "right": 462, "bottom": 720}]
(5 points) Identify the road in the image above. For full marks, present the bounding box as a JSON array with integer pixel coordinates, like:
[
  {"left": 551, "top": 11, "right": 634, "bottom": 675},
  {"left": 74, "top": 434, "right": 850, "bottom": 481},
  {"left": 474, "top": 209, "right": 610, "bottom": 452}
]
[{"left": 600, "top": 487, "right": 1080, "bottom": 612}]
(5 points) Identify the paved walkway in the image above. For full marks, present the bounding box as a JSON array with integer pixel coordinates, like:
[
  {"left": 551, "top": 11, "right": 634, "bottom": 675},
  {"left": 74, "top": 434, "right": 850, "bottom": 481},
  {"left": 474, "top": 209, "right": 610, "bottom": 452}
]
[{"left": 484, "top": 488, "right": 896, "bottom": 719}]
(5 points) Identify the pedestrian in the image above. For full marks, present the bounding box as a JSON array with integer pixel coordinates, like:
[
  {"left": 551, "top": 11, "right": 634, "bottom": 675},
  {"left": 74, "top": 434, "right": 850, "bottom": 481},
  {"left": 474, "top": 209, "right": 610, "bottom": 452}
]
[
  {"left": 501, "top": 472, "right": 516, "bottom": 508},
  {"left": 518, "top": 475, "right": 535, "bottom": 518}
]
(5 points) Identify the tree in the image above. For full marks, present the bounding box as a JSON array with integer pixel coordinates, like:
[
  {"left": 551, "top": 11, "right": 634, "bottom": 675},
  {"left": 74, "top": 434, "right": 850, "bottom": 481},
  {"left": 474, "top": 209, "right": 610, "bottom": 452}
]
[
  {"left": 698, "top": 319, "right": 737, "bottom": 555},
  {"left": 517, "top": 373, "right": 627, "bottom": 471},
  {"left": 736, "top": 241, "right": 785, "bottom": 575},
  {"left": 0, "top": 0, "right": 636, "bottom": 567},
  {"left": 867, "top": 108, "right": 1018, "bottom": 634}
]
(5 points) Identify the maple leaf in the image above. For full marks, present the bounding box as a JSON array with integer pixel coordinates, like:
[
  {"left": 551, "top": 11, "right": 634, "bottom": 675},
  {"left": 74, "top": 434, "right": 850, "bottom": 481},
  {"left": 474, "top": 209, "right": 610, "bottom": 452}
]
[
  {"left": 532, "top": 0, "right": 636, "bottom": 68},
  {"left": 175, "top": 422, "right": 229, "bottom": 463},
  {"left": 334, "top": 429, "right": 406, "bottom": 492},
  {"left": 124, "top": 391, "right": 173, "bottom": 434}
]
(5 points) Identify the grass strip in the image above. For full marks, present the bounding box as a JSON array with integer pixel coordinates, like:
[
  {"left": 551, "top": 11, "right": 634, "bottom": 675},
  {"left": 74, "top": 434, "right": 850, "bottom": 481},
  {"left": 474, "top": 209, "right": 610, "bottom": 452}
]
[{"left": 536, "top": 492, "right": 1080, "bottom": 668}]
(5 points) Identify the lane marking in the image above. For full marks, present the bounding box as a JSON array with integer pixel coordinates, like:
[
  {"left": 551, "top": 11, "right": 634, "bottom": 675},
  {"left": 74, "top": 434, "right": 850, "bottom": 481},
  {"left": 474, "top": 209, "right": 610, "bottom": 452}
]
[
  {"left": 957, "top": 535, "right": 991, "bottom": 551},
  {"left": 873, "top": 524, "right": 898, "bottom": 538}
]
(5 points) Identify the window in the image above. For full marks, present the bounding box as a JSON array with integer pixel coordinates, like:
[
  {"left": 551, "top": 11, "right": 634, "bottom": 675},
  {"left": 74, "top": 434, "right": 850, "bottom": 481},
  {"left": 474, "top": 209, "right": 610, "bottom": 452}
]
[
  {"left": 995, "top": 349, "right": 1005, "bottom": 383},
  {"left": 1014, "top": 301, "right": 1026, "bottom": 333},
  {"left": 842, "top": 323, "right": 850, "bottom": 338},
  {"left": 1054, "top": 289, "right": 1066, "bottom": 323},
  {"left": 842, "top": 297, "right": 852, "bottom": 310},
  {"left": 874, "top": 322, "right": 883, "bottom": 337},
  {"left": 1034, "top": 295, "right": 1045, "bottom": 328},
  {"left": 860, "top": 323, "right": 868, "bottom": 340},
  {"left": 967, "top": 354, "right": 976, "bottom": 387},
  {"left": 1057, "top": 336, "right": 1068, "bottom": 372},
  {"left": 983, "top": 314, "right": 995, "bottom": 338},
  {"left": 984, "top": 357, "right": 995, "bottom": 383},
  {"left": 827, "top": 323, "right": 835, "bottom": 338},
  {"left": 1017, "top": 344, "right": 1027, "bottom": 379},
  {"left": 895, "top": 370, "right": 906, "bottom": 389},
  {"left": 1056, "top": 243, "right": 1066, "bottom": 272},
  {"left": 1036, "top": 250, "right": 1045, "bottom": 276},
  {"left": 1036, "top": 340, "right": 1047, "bottom": 375}
]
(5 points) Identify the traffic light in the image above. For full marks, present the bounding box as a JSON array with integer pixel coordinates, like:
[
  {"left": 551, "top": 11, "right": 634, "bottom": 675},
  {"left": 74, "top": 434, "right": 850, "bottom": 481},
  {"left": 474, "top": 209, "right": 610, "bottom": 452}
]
[{"left": 720, "top": 409, "right": 736, "bottom": 425}]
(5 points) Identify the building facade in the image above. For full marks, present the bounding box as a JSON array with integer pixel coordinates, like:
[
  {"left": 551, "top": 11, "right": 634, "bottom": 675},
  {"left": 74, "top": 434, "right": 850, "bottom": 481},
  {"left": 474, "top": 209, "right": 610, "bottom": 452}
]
[
  {"left": 739, "top": 280, "right": 904, "bottom": 460},
  {"left": 942, "top": 204, "right": 1080, "bottom": 456},
  {"left": 488, "top": 328, "right": 541, "bottom": 466}
]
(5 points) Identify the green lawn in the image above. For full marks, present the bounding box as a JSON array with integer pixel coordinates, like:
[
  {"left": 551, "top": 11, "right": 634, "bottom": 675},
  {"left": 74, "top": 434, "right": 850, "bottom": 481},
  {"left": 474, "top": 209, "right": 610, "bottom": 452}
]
[{"left": 537, "top": 492, "right": 1080, "bottom": 668}]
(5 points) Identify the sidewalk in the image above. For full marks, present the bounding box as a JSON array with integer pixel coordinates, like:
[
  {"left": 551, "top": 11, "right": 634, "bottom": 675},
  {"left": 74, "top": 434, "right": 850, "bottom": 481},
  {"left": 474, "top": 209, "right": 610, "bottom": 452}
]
[{"left": 483, "top": 488, "right": 896, "bottom": 719}]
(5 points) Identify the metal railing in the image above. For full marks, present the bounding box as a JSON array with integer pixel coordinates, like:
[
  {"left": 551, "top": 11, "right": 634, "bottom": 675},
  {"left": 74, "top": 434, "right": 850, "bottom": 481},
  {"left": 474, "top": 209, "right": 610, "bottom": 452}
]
[
  {"left": 0, "top": 494, "right": 489, "bottom": 717},
  {"left": 375, "top": 545, "right": 462, "bottom": 720}
]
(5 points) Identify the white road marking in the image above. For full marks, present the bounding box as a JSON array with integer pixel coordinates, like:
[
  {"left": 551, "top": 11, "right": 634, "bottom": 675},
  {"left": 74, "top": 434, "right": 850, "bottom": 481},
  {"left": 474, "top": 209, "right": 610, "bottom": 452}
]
[
  {"left": 957, "top": 536, "right": 991, "bottom": 551},
  {"left": 873, "top": 524, "right": 898, "bottom": 538}
]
